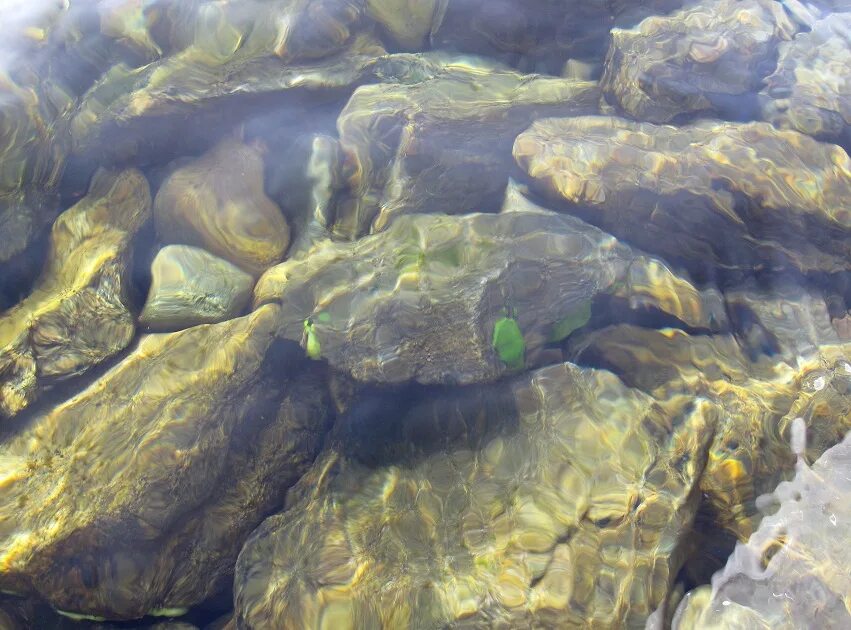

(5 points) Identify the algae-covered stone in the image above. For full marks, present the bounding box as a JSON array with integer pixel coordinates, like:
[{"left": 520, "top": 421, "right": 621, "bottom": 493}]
[
  {"left": 514, "top": 116, "right": 851, "bottom": 277},
  {"left": 674, "top": 428, "right": 851, "bottom": 629},
  {"left": 154, "top": 138, "right": 290, "bottom": 276},
  {"left": 601, "top": 0, "right": 798, "bottom": 123},
  {"left": 0, "top": 305, "right": 332, "bottom": 619},
  {"left": 256, "top": 199, "right": 725, "bottom": 385},
  {"left": 570, "top": 325, "right": 851, "bottom": 540},
  {"left": 139, "top": 245, "right": 254, "bottom": 331},
  {"left": 0, "top": 168, "right": 151, "bottom": 420},
  {"left": 760, "top": 12, "right": 851, "bottom": 145},
  {"left": 331, "top": 53, "right": 600, "bottom": 238},
  {"left": 235, "top": 362, "right": 718, "bottom": 629}
]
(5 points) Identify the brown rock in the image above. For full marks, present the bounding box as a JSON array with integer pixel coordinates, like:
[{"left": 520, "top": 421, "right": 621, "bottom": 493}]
[
  {"left": 256, "top": 201, "right": 725, "bottom": 385},
  {"left": 331, "top": 53, "right": 600, "bottom": 239},
  {"left": 514, "top": 116, "right": 851, "bottom": 277},
  {"left": 235, "top": 362, "right": 718, "bottom": 628},
  {"left": 154, "top": 139, "right": 290, "bottom": 276},
  {"left": 0, "top": 168, "right": 151, "bottom": 420},
  {"left": 601, "top": 0, "right": 798, "bottom": 123},
  {"left": 0, "top": 305, "right": 332, "bottom": 619}
]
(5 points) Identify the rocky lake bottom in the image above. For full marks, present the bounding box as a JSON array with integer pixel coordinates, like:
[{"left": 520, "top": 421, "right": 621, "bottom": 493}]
[{"left": 0, "top": 0, "right": 850, "bottom": 628}]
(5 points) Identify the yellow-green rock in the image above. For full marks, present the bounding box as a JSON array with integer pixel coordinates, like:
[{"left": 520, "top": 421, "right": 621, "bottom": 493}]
[
  {"left": 256, "top": 196, "right": 725, "bottom": 385},
  {"left": 331, "top": 53, "right": 600, "bottom": 239},
  {"left": 154, "top": 138, "right": 290, "bottom": 276},
  {"left": 514, "top": 116, "right": 851, "bottom": 276},
  {"left": 139, "top": 245, "right": 254, "bottom": 331},
  {"left": 366, "top": 0, "right": 446, "bottom": 49},
  {"left": 569, "top": 324, "right": 851, "bottom": 541},
  {"left": 0, "top": 168, "right": 151, "bottom": 420},
  {"left": 235, "top": 362, "right": 719, "bottom": 628},
  {"left": 0, "top": 305, "right": 332, "bottom": 619}
]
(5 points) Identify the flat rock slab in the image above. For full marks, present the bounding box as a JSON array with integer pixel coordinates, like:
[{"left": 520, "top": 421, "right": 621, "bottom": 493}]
[
  {"left": 235, "top": 362, "right": 718, "bottom": 629},
  {"left": 514, "top": 116, "right": 851, "bottom": 277},
  {"left": 255, "top": 203, "right": 725, "bottom": 385},
  {"left": 0, "top": 168, "right": 151, "bottom": 420},
  {"left": 70, "top": 0, "right": 385, "bottom": 163}
]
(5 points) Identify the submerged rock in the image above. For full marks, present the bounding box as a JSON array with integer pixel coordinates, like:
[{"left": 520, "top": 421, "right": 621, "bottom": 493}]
[
  {"left": 430, "top": 0, "right": 682, "bottom": 74},
  {"left": 71, "top": 0, "right": 385, "bottom": 163},
  {"left": 256, "top": 199, "right": 725, "bottom": 385},
  {"left": 331, "top": 53, "right": 600, "bottom": 238},
  {"left": 724, "top": 280, "right": 840, "bottom": 359},
  {"left": 154, "top": 138, "right": 290, "bottom": 276},
  {"left": 0, "top": 305, "right": 332, "bottom": 619},
  {"left": 601, "top": 0, "right": 798, "bottom": 123},
  {"left": 760, "top": 12, "right": 851, "bottom": 145},
  {"left": 570, "top": 325, "right": 851, "bottom": 540},
  {"left": 139, "top": 245, "right": 254, "bottom": 331},
  {"left": 0, "top": 74, "right": 70, "bottom": 268},
  {"left": 674, "top": 427, "right": 851, "bottom": 629},
  {"left": 0, "top": 168, "right": 151, "bottom": 420},
  {"left": 514, "top": 116, "right": 851, "bottom": 278},
  {"left": 264, "top": 133, "right": 345, "bottom": 258},
  {"left": 235, "top": 362, "right": 717, "bottom": 629},
  {"left": 366, "top": 0, "right": 447, "bottom": 50}
]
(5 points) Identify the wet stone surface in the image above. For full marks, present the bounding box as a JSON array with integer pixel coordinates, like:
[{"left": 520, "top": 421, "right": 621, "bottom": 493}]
[{"left": 0, "top": 0, "right": 850, "bottom": 628}]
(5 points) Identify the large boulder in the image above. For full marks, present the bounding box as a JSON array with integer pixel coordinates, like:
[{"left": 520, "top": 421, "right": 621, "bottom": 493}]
[
  {"left": 235, "top": 362, "right": 719, "bottom": 629},
  {"left": 514, "top": 116, "right": 851, "bottom": 278},
  {"left": 330, "top": 53, "right": 600, "bottom": 239},
  {"left": 601, "top": 0, "right": 798, "bottom": 123},
  {"left": 255, "top": 198, "right": 726, "bottom": 385},
  {"left": 0, "top": 168, "right": 151, "bottom": 420},
  {"left": 0, "top": 306, "right": 332, "bottom": 619}
]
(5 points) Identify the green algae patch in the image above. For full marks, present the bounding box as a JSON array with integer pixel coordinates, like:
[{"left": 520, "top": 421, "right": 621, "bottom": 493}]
[
  {"left": 303, "top": 319, "right": 322, "bottom": 359},
  {"left": 493, "top": 317, "right": 525, "bottom": 370},
  {"left": 549, "top": 301, "right": 593, "bottom": 342}
]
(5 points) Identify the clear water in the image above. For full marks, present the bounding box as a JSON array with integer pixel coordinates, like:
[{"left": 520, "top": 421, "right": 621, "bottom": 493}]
[{"left": 0, "top": 0, "right": 849, "bottom": 628}]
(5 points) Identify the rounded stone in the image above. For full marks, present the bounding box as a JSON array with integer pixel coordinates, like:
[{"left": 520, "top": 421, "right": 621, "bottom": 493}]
[{"left": 139, "top": 244, "right": 255, "bottom": 331}]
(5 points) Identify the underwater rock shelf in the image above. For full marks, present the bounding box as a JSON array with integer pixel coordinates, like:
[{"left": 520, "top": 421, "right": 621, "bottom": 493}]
[{"left": 0, "top": 0, "right": 850, "bottom": 628}]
